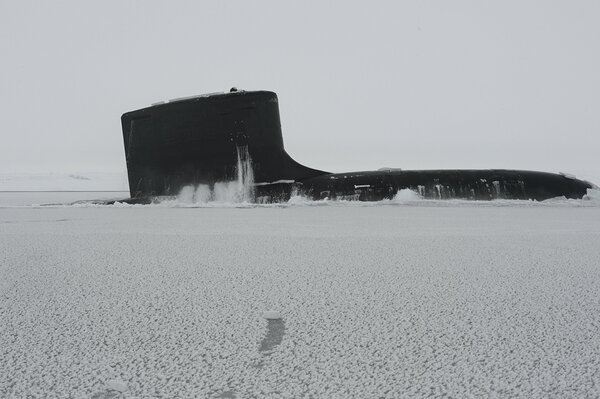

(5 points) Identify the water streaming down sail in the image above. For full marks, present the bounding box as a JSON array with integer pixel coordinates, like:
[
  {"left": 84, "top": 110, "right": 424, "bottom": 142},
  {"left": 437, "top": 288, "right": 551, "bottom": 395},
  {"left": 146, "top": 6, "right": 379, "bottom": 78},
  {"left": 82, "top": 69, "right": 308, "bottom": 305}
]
[
  {"left": 178, "top": 146, "right": 255, "bottom": 204},
  {"left": 211, "top": 146, "right": 255, "bottom": 203},
  {"left": 235, "top": 146, "right": 255, "bottom": 202}
]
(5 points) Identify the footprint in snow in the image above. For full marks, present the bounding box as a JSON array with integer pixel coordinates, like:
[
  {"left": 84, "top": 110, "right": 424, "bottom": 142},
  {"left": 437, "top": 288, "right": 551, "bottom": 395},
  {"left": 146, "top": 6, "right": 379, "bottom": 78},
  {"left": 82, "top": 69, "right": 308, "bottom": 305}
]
[
  {"left": 216, "top": 390, "right": 238, "bottom": 398},
  {"left": 91, "top": 380, "right": 128, "bottom": 399}
]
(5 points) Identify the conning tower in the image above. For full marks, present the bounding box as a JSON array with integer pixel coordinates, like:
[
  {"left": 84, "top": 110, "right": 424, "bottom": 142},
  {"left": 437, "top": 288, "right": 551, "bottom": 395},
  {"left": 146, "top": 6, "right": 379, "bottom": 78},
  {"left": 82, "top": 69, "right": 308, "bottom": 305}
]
[{"left": 121, "top": 90, "right": 325, "bottom": 198}]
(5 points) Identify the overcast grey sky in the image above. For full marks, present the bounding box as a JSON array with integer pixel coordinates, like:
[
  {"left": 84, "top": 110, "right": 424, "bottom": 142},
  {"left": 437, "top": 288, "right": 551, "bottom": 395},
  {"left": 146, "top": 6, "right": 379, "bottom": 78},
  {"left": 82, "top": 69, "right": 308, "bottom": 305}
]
[{"left": 1, "top": 1, "right": 599, "bottom": 185}]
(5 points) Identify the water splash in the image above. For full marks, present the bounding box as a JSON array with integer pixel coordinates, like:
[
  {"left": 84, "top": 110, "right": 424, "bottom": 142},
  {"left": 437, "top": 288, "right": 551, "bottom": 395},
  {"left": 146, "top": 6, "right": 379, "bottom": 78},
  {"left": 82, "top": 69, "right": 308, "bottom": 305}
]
[
  {"left": 392, "top": 188, "right": 422, "bottom": 203},
  {"left": 233, "top": 145, "right": 255, "bottom": 202},
  {"left": 177, "top": 146, "right": 255, "bottom": 204}
]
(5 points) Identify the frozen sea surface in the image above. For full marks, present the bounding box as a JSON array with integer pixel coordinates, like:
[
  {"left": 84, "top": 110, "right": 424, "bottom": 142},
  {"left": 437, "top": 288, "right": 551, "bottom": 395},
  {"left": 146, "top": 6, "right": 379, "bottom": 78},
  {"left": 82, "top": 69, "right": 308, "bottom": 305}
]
[
  {"left": 1, "top": 201, "right": 600, "bottom": 398},
  {"left": 0, "top": 191, "right": 130, "bottom": 207}
]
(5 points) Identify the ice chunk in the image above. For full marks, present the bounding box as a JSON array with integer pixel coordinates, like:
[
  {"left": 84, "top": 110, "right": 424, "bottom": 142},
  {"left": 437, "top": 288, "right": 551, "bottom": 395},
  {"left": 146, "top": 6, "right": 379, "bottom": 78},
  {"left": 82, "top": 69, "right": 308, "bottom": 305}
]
[
  {"left": 377, "top": 167, "right": 402, "bottom": 171},
  {"left": 392, "top": 188, "right": 422, "bottom": 202},
  {"left": 263, "top": 310, "right": 281, "bottom": 320},
  {"left": 584, "top": 188, "right": 600, "bottom": 201},
  {"left": 559, "top": 171, "right": 577, "bottom": 179}
]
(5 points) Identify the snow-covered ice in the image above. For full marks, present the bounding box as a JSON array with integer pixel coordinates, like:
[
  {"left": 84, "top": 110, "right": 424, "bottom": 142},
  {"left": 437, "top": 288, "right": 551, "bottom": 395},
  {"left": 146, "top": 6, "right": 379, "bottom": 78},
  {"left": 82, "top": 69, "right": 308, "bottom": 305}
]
[
  {"left": 0, "top": 172, "right": 128, "bottom": 192},
  {"left": 105, "top": 379, "right": 128, "bottom": 392},
  {"left": 1, "top": 200, "right": 600, "bottom": 398}
]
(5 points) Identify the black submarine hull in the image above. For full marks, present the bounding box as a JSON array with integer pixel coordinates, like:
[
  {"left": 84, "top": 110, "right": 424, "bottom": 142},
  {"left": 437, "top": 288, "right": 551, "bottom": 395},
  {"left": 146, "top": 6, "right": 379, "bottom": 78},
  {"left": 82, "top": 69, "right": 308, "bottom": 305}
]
[
  {"left": 296, "top": 169, "right": 591, "bottom": 202},
  {"left": 121, "top": 90, "right": 595, "bottom": 203}
]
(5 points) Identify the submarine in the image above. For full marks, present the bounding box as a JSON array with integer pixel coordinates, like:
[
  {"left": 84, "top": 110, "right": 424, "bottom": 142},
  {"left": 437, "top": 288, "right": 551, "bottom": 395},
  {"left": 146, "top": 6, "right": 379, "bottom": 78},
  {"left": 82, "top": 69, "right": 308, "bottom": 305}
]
[{"left": 120, "top": 88, "right": 595, "bottom": 203}]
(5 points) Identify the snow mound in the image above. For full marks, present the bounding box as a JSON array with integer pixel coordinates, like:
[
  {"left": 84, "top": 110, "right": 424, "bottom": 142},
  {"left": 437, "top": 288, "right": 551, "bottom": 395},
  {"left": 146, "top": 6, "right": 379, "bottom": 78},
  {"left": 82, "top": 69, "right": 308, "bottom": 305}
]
[
  {"left": 391, "top": 188, "right": 423, "bottom": 203},
  {"left": 263, "top": 310, "right": 282, "bottom": 320},
  {"left": 584, "top": 188, "right": 600, "bottom": 201}
]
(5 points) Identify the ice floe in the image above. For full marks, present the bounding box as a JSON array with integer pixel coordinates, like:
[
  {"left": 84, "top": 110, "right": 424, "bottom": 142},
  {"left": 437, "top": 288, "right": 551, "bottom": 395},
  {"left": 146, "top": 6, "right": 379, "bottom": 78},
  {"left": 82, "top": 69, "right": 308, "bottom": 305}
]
[{"left": 1, "top": 196, "right": 600, "bottom": 397}]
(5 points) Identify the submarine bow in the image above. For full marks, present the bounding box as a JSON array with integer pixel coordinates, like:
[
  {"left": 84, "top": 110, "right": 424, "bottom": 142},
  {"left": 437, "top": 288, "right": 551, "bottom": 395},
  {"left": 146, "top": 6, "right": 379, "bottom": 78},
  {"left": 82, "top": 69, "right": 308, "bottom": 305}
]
[{"left": 122, "top": 89, "right": 595, "bottom": 202}]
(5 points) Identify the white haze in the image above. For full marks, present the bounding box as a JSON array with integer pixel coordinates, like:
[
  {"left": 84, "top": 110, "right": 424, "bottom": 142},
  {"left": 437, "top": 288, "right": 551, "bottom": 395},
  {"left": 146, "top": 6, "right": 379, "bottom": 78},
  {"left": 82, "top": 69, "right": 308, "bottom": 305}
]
[{"left": 1, "top": 1, "right": 599, "bottom": 188}]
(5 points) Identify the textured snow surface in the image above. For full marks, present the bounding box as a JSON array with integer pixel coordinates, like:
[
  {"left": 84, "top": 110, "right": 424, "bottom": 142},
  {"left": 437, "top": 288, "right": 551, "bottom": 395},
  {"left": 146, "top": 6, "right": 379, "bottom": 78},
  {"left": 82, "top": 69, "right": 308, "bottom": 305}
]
[
  {"left": 1, "top": 205, "right": 600, "bottom": 398},
  {"left": 0, "top": 173, "right": 128, "bottom": 192},
  {"left": 0, "top": 191, "right": 130, "bottom": 207}
]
